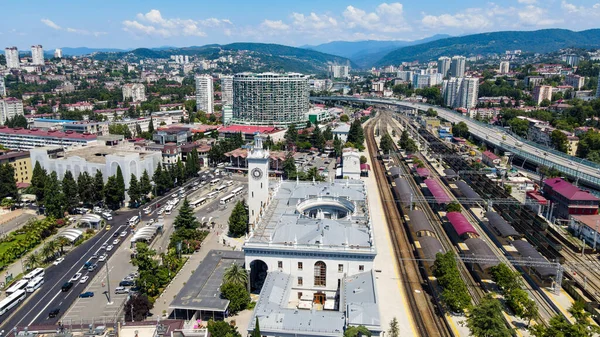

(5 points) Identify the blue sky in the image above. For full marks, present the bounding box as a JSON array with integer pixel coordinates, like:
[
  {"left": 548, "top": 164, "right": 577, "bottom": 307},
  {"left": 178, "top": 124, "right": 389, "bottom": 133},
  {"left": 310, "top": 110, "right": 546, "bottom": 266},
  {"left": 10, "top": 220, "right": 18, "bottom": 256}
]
[{"left": 1, "top": 0, "right": 599, "bottom": 49}]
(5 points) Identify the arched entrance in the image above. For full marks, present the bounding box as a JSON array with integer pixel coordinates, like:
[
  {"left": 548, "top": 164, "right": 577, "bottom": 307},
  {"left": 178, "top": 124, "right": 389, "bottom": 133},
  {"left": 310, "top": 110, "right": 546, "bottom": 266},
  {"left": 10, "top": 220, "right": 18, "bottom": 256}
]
[{"left": 249, "top": 259, "right": 268, "bottom": 293}]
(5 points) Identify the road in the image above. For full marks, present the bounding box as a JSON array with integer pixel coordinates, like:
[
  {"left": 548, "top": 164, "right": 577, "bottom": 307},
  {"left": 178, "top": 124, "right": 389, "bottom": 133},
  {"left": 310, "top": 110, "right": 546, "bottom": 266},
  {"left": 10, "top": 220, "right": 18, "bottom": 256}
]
[
  {"left": 0, "top": 172, "right": 210, "bottom": 329},
  {"left": 312, "top": 96, "right": 600, "bottom": 188}
]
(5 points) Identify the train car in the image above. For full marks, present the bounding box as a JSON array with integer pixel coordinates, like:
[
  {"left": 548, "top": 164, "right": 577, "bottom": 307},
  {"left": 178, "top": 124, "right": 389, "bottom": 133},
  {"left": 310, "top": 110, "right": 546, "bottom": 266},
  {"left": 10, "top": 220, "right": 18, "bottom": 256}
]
[
  {"left": 454, "top": 181, "right": 482, "bottom": 201},
  {"left": 443, "top": 169, "right": 458, "bottom": 181},
  {"left": 393, "top": 178, "right": 413, "bottom": 208},
  {"left": 389, "top": 166, "right": 401, "bottom": 180},
  {"left": 415, "top": 236, "right": 445, "bottom": 267},
  {"left": 446, "top": 212, "right": 479, "bottom": 242},
  {"left": 484, "top": 211, "right": 520, "bottom": 239},
  {"left": 423, "top": 178, "right": 452, "bottom": 206},
  {"left": 408, "top": 209, "right": 435, "bottom": 236},
  {"left": 463, "top": 237, "right": 499, "bottom": 276},
  {"left": 511, "top": 240, "right": 557, "bottom": 286},
  {"left": 415, "top": 167, "right": 431, "bottom": 178}
]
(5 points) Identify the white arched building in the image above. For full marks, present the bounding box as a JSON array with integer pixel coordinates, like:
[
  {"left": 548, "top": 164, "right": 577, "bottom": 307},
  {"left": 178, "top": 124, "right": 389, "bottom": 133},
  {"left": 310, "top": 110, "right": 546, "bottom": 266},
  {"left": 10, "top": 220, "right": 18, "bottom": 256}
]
[
  {"left": 30, "top": 144, "right": 161, "bottom": 196},
  {"left": 243, "top": 169, "right": 381, "bottom": 336}
]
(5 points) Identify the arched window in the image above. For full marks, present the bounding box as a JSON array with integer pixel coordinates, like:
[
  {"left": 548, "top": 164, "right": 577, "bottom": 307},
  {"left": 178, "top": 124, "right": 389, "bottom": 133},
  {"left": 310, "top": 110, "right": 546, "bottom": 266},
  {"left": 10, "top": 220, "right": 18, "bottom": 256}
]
[{"left": 314, "top": 261, "right": 326, "bottom": 287}]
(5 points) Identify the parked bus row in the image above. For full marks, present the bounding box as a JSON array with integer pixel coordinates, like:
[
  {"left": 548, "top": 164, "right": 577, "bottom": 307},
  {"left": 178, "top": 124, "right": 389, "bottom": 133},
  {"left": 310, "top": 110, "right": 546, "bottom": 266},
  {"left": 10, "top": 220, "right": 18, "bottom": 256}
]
[{"left": 1, "top": 267, "right": 45, "bottom": 316}]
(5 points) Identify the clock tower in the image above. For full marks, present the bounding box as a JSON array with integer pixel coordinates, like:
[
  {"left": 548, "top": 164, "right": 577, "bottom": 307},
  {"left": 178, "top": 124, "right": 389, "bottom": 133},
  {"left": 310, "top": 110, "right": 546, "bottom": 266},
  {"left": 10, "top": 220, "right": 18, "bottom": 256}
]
[{"left": 247, "top": 134, "right": 270, "bottom": 226}]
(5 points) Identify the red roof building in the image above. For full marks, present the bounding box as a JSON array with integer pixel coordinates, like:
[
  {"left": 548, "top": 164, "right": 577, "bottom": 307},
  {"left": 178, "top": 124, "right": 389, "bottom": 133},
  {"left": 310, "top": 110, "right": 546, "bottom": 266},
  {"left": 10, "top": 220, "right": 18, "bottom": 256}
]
[
  {"left": 543, "top": 178, "right": 599, "bottom": 219},
  {"left": 219, "top": 125, "right": 282, "bottom": 141},
  {"left": 0, "top": 126, "right": 97, "bottom": 150},
  {"left": 482, "top": 150, "right": 500, "bottom": 167}
]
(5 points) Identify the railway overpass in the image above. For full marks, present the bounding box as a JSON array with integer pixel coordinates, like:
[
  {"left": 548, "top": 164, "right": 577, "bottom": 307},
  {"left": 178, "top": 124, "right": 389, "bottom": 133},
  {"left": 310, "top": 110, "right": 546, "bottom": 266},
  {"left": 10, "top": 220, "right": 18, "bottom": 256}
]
[{"left": 311, "top": 96, "right": 600, "bottom": 190}]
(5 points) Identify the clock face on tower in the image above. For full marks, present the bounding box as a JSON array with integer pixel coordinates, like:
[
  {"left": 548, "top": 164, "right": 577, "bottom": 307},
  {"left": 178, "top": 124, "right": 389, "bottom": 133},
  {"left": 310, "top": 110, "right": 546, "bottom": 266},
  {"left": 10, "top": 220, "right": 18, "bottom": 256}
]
[{"left": 251, "top": 168, "right": 263, "bottom": 180}]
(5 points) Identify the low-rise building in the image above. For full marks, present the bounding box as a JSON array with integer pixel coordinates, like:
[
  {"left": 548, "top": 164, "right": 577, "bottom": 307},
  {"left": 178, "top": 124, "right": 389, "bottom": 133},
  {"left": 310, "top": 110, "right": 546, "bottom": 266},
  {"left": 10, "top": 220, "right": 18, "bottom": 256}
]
[
  {"left": 0, "top": 151, "right": 32, "bottom": 183},
  {"left": 153, "top": 128, "right": 191, "bottom": 145},
  {"left": 570, "top": 214, "right": 600, "bottom": 248},
  {"left": 218, "top": 125, "right": 285, "bottom": 142},
  {"left": 482, "top": 150, "right": 500, "bottom": 167},
  {"left": 122, "top": 83, "right": 147, "bottom": 102},
  {"left": 542, "top": 178, "right": 599, "bottom": 219},
  {"left": 341, "top": 148, "right": 361, "bottom": 179},
  {"left": 332, "top": 123, "right": 350, "bottom": 142},
  {"left": 0, "top": 126, "right": 97, "bottom": 150},
  {"left": 533, "top": 85, "right": 552, "bottom": 105},
  {"left": 64, "top": 101, "right": 94, "bottom": 111},
  {"left": 62, "top": 120, "right": 109, "bottom": 136}
]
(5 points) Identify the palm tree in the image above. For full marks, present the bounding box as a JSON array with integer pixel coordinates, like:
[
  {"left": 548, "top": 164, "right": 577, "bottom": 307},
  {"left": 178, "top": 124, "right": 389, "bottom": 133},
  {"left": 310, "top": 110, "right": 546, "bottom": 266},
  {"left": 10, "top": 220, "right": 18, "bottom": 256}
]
[
  {"left": 223, "top": 263, "right": 248, "bottom": 286},
  {"left": 24, "top": 253, "right": 40, "bottom": 270},
  {"left": 41, "top": 241, "right": 57, "bottom": 261},
  {"left": 55, "top": 237, "right": 71, "bottom": 254}
]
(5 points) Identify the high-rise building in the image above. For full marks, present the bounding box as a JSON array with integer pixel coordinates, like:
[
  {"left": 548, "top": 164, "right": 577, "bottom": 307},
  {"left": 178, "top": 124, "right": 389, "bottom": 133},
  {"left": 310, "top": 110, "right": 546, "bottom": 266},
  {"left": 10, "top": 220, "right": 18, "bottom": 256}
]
[
  {"left": 122, "top": 83, "right": 147, "bottom": 102},
  {"left": 412, "top": 73, "right": 443, "bottom": 89},
  {"left": 31, "top": 45, "right": 44, "bottom": 65},
  {"left": 565, "top": 74, "right": 585, "bottom": 91},
  {"left": 195, "top": 75, "right": 214, "bottom": 114},
  {"left": 4, "top": 47, "right": 20, "bottom": 69},
  {"left": 450, "top": 56, "right": 466, "bottom": 77},
  {"left": 232, "top": 72, "right": 309, "bottom": 126},
  {"left": 442, "top": 77, "right": 479, "bottom": 109},
  {"left": 499, "top": 61, "right": 510, "bottom": 74},
  {"left": 533, "top": 85, "right": 553, "bottom": 105},
  {"left": 54, "top": 48, "right": 62, "bottom": 58},
  {"left": 221, "top": 75, "right": 234, "bottom": 105},
  {"left": 562, "top": 54, "right": 580, "bottom": 67},
  {"left": 437, "top": 56, "right": 451, "bottom": 77},
  {"left": 0, "top": 97, "right": 24, "bottom": 125},
  {"left": 595, "top": 75, "right": 600, "bottom": 98},
  {"left": 396, "top": 71, "right": 413, "bottom": 82},
  {"left": 0, "top": 77, "right": 5, "bottom": 97},
  {"left": 328, "top": 64, "right": 350, "bottom": 78}
]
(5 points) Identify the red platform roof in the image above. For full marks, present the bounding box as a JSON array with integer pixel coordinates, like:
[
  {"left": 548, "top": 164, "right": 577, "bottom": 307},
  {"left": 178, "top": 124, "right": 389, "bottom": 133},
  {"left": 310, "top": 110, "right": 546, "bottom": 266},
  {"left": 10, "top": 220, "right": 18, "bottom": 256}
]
[
  {"left": 416, "top": 167, "right": 430, "bottom": 178},
  {"left": 424, "top": 178, "right": 452, "bottom": 204},
  {"left": 446, "top": 212, "right": 478, "bottom": 237}
]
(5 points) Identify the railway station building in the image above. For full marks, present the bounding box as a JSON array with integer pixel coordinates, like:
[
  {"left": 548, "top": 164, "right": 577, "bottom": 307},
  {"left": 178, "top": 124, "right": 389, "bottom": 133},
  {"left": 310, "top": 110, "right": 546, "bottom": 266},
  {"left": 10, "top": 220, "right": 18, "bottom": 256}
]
[{"left": 243, "top": 136, "right": 382, "bottom": 336}]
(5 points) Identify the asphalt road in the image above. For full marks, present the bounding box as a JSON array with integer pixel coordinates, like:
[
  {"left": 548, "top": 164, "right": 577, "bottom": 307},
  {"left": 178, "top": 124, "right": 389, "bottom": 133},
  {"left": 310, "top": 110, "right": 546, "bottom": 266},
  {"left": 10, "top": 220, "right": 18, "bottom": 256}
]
[{"left": 0, "top": 173, "right": 207, "bottom": 329}]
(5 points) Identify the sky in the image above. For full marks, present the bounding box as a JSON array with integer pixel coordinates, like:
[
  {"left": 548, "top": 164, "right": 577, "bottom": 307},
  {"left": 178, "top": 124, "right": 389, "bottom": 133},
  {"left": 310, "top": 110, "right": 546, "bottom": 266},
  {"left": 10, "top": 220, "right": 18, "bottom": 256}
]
[{"left": 1, "top": 0, "right": 600, "bottom": 49}]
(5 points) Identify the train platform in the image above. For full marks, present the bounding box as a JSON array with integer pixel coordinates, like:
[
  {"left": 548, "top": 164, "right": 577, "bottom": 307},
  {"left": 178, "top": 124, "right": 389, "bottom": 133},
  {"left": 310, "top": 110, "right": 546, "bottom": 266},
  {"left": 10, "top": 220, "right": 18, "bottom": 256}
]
[{"left": 365, "top": 129, "right": 417, "bottom": 335}]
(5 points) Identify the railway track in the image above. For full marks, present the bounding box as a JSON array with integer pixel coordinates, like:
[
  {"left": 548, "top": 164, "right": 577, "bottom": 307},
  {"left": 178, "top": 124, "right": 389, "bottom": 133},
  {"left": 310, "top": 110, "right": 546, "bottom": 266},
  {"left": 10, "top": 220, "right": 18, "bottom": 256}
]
[{"left": 366, "top": 115, "right": 452, "bottom": 337}]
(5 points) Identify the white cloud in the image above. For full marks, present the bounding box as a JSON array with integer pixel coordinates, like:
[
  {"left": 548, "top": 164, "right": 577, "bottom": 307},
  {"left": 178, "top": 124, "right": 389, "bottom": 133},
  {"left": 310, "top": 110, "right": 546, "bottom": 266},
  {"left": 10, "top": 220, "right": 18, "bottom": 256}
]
[
  {"left": 517, "top": 0, "right": 537, "bottom": 4},
  {"left": 41, "top": 19, "right": 62, "bottom": 30},
  {"left": 260, "top": 19, "right": 290, "bottom": 31},
  {"left": 342, "top": 3, "right": 409, "bottom": 32},
  {"left": 518, "top": 5, "right": 563, "bottom": 26},
  {"left": 291, "top": 12, "right": 338, "bottom": 31},
  {"left": 421, "top": 9, "right": 491, "bottom": 29},
  {"left": 123, "top": 9, "right": 232, "bottom": 38}
]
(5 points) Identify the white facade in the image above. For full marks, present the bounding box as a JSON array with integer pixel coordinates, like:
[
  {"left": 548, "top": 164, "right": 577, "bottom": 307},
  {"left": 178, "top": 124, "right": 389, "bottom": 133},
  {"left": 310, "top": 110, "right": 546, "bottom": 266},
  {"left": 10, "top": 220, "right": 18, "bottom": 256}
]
[
  {"left": 122, "top": 83, "right": 147, "bottom": 102},
  {"left": 450, "top": 55, "right": 466, "bottom": 77},
  {"left": 247, "top": 136, "right": 270, "bottom": 225},
  {"left": 54, "top": 48, "right": 62, "bottom": 58},
  {"left": 328, "top": 64, "right": 350, "bottom": 78},
  {"left": 499, "top": 61, "right": 510, "bottom": 74},
  {"left": 0, "top": 77, "right": 5, "bottom": 97},
  {"left": 396, "top": 71, "right": 413, "bottom": 82},
  {"left": 342, "top": 149, "right": 361, "bottom": 180},
  {"left": 0, "top": 127, "right": 97, "bottom": 150},
  {"left": 195, "top": 75, "right": 214, "bottom": 114},
  {"left": 31, "top": 45, "right": 44, "bottom": 65},
  {"left": 566, "top": 75, "right": 585, "bottom": 91},
  {"left": 221, "top": 75, "right": 233, "bottom": 105},
  {"left": 5, "top": 47, "right": 20, "bottom": 69},
  {"left": 0, "top": 98, "right": 24, "bottom": 124},
  {"left": 437, "top": 56, "right": 451, "bottom": 77},
  {"left": 443, "top": 77, "right": 479, "bottom": 109},
  {"left": 112, "top": 117, "right": 151, "bottom": 135}
]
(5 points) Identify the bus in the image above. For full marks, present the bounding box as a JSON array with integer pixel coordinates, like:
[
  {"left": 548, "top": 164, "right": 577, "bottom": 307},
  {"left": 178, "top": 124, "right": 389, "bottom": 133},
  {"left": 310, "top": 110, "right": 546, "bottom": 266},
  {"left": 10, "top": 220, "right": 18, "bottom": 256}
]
[
  {"left": 220, "top": 194, "right": 235, "bottom": 205},
  {"left": 0, "top": 289, "right": 26, "bottom": 316},
  {"left": 224, "top": 180, "right": 234, "bottom": 187},
  {"left": 215, "top": 184, "right": 227, "bottom": 192},
  {"left": 25, "top": 276, "right": 44, "bottom": 293},
  {"left": 190, "top": 197, "right": 207, "bottom": 208},
  {"left": 210, "top": 178, "right": 221, "bottom": 186},
  {"left": 129, "top": 216, "right": 140, "bottom": 227},
  {"left": 5, "top": 279, "right": 28, "bottom": 295},
  {"left": 206, "top": 192, "right": 218, "bottom": 199},
  {"left": 165, "top": 205, "right": 173, "bottom": 215},
  {"left": 23, "top": 268, "right": 44, "bottom": 281},
  {"left": 231, "top": 187, "right": 244, "bottom": 196}
]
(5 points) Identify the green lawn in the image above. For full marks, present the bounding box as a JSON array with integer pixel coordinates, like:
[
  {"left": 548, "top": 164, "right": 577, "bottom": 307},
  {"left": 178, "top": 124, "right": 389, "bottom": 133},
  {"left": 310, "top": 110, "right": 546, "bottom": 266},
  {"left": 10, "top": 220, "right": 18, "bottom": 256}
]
[{"left": 0, "top": 233, "right": 29, "bottom": 269}]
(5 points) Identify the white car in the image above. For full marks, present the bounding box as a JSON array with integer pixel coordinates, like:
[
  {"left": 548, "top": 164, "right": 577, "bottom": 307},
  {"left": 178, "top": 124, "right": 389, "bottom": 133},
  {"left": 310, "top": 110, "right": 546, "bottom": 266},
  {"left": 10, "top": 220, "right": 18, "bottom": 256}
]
[
  {"left": 120, "top": 231, "right": 127, "bottom": 237},
  {"left": 157, "top": 209, "right": 164, "bottom": 215},
  {"left": 79, "top": 276, "right": 89, "bottom": 284},
  {"left": 70, "top": 273, "right": 82, "bottom": 282},
  {"left": 171, "top": 193, "right": 178, "bottom": 198},
  {"left": 113, "top": 239, "right": 120, "bottom": 245},
  {"left": 149, "top": 219, "right": 155, "bottom": 224},
  {"left": 106, "top": 245, "right": 114, "bottom": 251},
  {"left": 53, "top": 257, "right": 65, "bottom": 266},
  {"left": 98, "top": 254, "right": 107, "bottom": 262}
]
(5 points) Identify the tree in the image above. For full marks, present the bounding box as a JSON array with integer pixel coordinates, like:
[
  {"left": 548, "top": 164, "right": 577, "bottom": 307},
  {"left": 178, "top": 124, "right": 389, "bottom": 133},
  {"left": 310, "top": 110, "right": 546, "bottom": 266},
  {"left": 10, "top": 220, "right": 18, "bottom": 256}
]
[
  {"left": 104, "top": 176, "right": 122, "bottom": 210},
  {"left": 452, "top": 122, "right": 469, "bottom": 138},
  {"left": 347, "top": 119, "right": 365, "bottom": 148},
  {"left": 116, "top": 166, "right": 126, "bottom": 200},
  {"left": 360, "top": 155, "right": 367, "bottom": 164},
  {"left": 340, "top": 114, "right": 350, "bottom": 122},
  {"left": 77, "top": 172, "right": 93, "bottom": 205},
  {"left": 529, "top": 301, "right": 599, "bottom": 337},
  {"left": 313, "top": 124, "right": 326, "bottom": 150},
  {"left": 285, "top": 123, "right": 298, "bottom": 143},
  {"left": 379, "top": 133, "right": 394, "bottom": 153},
  {"left": 124, "top": 294, "right": 153, "bottom": 322},
  {"left": 333, "top": 135, "right": 343, "bottom": 157},
  {"left": 539, "top": 98, "right": 551, "bottom": 107},
  {"left": 92, "top": 170, "right": 104, "bottom": 204},
  {"left": 24, "top": 253, "right": 40, "bottom": 270},
  {"left": 31, "top": 161, "right": 47, "bottom": 202},
  {"left": 323, "top": 125, "right": 333, "bottom": 141},
  {"left": 220, "top": 281, "right": 250, "bottom": 314},
  {"left": 490, "top": 263, "right": 521, "bottom": 292},
  {"left": 139, "top": 169, "right": 152, "bottom": 198},
  {"left": 344, "top": 326, "right": 372, "bottom": 337},
  {"left": 223, "top": 263, "right": 248, "bottom": 286},
  {"left": 62, "top": 171, "right": 79, "bottom": 212},
  {"left": 175, "top": 158, "right": 186, "bottom": 185},
  {"left": 207, "top": 320, "right": 242, "bottom": 337},
  {"left": 426, "top": 108, "right": 438, "bottom": 117},
  {"left": 388, "top": 318, "right": 399, "bottom": 337},
  {"left": 185, "top": 148, "right": 200, "bottom": 178},
  {"left": 466, "top": 294, "right": 512, "bottom": 337},
  {"left": 251, "top": 317, "right": 261, "bottom": 337},
  {"left": 228, "top": 200, "right": 248, "bottom": 237},
  {"left": 399, "top": 130, "right": 409, "bottom": 148},
  {"left": 433, "top": 252, "right": 471, "bottom": 312},
  {"left": 508, "top": 118, "right": 529, "bottom": 137},
  {"left": 44, "top": 172, "right": 65, "bottom": 217},
  {"left": 148, "top": 118, "right": 155, "bottom": 133},
  {"left": 128, "top": 174, "right": 141, "bottom": 206},
  {"left": 173, "top": 198, "right": 199, "bottom": 229},
  {"left": 405, "top": 139, "right": 418, "bottom": 153},
  {"left": 0, "top": 163, "right": 17, "bottom": 200},
  {"left": 446, "top": 202, "right": 462, "bottom": 213},
  {"left": 282, "top": 154, "right": 297, "bottom": 180},
  {"left": 550, "top": 129, "right": 568, "bottom": 153}
]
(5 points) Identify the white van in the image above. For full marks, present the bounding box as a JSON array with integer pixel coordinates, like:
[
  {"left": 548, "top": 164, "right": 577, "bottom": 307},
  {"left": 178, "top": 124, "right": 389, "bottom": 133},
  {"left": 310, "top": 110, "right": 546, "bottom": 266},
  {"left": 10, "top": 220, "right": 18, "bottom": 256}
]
[{"left": 102, "top": 212, "right": 113, "bottom": 221}]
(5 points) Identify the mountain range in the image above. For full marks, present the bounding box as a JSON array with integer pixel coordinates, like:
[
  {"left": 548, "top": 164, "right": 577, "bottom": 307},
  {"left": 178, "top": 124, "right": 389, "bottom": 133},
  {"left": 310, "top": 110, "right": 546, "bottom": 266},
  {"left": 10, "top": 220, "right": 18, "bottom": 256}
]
[
  {"left": 302, "top": 34, "right": 451, "bottom": 68},
  {"left": 375, "top": 28, "right": 600, "bottom": 66}
]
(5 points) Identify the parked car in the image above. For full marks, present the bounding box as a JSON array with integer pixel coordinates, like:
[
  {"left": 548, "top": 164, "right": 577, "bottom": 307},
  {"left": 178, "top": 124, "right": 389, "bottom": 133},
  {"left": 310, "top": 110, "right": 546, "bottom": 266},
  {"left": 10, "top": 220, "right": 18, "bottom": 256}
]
[
  {"left": 120, "top": 231, "right": 127, "bottom": 237},
  {"left": 119, "top": 280, "right": 134, "bottom": 287},
  {"left": 79, "top": 291, "right": 94, "bottom": 298},
  {"left": 115, "top": 287, "right": 129, "bottom": 294}
]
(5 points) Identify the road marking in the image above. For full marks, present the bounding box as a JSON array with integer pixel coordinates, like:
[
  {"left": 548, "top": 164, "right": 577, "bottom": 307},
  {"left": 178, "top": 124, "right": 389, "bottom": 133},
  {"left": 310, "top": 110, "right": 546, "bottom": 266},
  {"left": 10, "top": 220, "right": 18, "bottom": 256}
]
[{"left": 29, "top": 290, "right": 62, "bottom": 325}]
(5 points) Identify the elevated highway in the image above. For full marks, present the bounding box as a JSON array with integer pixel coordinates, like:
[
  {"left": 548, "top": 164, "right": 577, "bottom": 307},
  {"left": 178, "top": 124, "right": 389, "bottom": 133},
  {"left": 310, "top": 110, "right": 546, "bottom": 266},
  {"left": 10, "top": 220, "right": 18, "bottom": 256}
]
[{"left": 312, "top": 96, "right": 600, "bottom": 189}]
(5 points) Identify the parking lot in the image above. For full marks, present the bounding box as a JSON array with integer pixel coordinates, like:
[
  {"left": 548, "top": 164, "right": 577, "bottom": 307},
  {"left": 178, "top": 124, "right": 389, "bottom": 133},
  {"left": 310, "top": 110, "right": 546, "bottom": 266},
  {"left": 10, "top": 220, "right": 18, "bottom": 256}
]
[{"left": 293, "top": 152, "right": 338, "bottom": 180}]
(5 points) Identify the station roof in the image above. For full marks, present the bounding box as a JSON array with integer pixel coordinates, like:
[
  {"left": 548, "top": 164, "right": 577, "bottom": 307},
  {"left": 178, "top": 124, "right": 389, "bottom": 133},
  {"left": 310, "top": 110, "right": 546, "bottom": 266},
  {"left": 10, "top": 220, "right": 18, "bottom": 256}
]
[
  {"left": 393, "top": 178, "right": 412, "bottom": 207},
  {"left": 409, "top": 209, "right": 434, "bottom": 233},
  {"left": 170, "top": 250, "right": 245, "bottom": 312},
  {"left": 455, "top": 181, "right": 481, "bottom": 200},
  {"left": 389, "top": 166, "right": 401, "bottom": 178},
  {"left": 485, "top": 211, "right": 519, "bottom": 238},
  {"left": 443, "top": 169, "right": 458, "bottom": 179},
  {"left": 424, "top": 178, "right": 452, "bottom": 204},
  {"left": 446, "top": 212, "right": 478, "bottom": 237},
  {"left": 511, "top": 240, "right": 557, "bottom": 277},
  {"left": 59, "top": 228, "right": 83, "bottom": 243},
  {"left": 415, "top": 167, "right": 430, "bottom": 178},
  {"left": 464, "top": 238, "right": 499, "bottom": 270},
  {"left": 418, "top": 236, "right": 444, "bottom": 261}
]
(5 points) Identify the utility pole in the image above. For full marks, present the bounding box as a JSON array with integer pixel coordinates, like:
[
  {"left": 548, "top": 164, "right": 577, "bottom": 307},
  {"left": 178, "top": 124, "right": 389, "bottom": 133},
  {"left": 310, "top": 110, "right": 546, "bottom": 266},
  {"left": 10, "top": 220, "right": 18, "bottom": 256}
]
[
  {"left": 105, "top": 258, "right": 112, "bottom": 304},
  {"left": 595, "top": 221, "right": 599, "bottom": 252}
]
